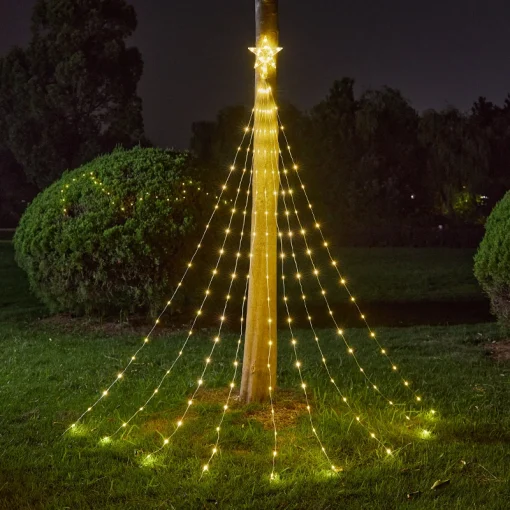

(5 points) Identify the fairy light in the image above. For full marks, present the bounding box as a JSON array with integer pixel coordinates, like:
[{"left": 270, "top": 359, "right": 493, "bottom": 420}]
[
  {"left": 66, "top": 34, "right": 435, "bottom": 477},
  {"left": 273, "top": 103, "right": 426, "bottom": 411},
  {"left": 271, "top": 101, "right": 424, "bottom": 416},
  {"left": 275, "top": 182, "right": 337, "bottom": 471},
  {"left": 139, "top": 128, "right": 256, "bottom": 456},
  {"left": 148, "top": 173, "right": 253, "bottom": 457},
  {"left": 278, "top": 163, "right": 402, "bottom": 412},
  {"left": 201, "top": 265, "right": 251, "bottom": 477},
  {"left": 60, "top": 173, "right": 206, "bottom": 218},
  {"left": 65, "top": 112, "right": 256, "bottom": 435},
  {"left": 112, "top": 137, "right": 253, "bottom": 442},
  {"left": 272, "top": 130, "right": 392, "bottom": 453}
]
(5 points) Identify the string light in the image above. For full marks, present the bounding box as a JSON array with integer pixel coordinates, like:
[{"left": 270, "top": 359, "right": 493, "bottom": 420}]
[
  {"left": 60, "top": 173, "right": 217, "bottom": 218},
  {"left": 272, "top": 122, "right": 392, "bottom": 453},
  {"left": 64, "top": 111, "right": 256, "bottom": 435},
  {"left": 154, "top": 163, "right": 254, "bottom": 460},
  {"left": 277, "top": 164, "right": 414, "bottom": 419},
  {"left": 66, "top": 33, "right": 435, "bottom": 478},
  {"left": 200, "top": 260, "right": 251, "bottom": 477},
  {"left": 272, "top": 92, "right": 426, "bottom": 413},
  {"left": 275, "top": 164, "right": 338, "bottom": 471},
  {"left": 110, "top": 128, "right": 256, "bottom": 441}
]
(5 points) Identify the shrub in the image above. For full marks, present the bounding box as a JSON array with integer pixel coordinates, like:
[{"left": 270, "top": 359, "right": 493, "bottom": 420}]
[
  {"left": 14, "top": 147, "right": 206, "bottom": 316},
  {"left": 474, "top": 190, "right": 510, "bottom": 332}
]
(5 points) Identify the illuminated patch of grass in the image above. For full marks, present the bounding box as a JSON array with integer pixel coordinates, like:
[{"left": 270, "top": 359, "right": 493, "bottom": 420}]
[{"left": 0, "top": 321, "right": 509, "bottom": 508}]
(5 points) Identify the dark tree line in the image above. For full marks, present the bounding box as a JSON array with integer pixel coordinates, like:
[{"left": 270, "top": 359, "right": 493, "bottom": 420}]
[
  {"left": 190, "top": 79, "right": 510, "bottom": 246},
  {"left": 0, "top": 0, "right": 146, "bottom": 225},
  {"left": 2, "top": 0, "right": 509, "bottom": 246}
]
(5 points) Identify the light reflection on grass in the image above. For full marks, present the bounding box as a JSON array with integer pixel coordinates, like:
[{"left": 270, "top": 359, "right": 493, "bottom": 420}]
[
  {"left": 67, "top": 424, "right": 88, "bottom": 437},
  {"left": 140, "top": 454, "right": 159, "bottom": 468}
]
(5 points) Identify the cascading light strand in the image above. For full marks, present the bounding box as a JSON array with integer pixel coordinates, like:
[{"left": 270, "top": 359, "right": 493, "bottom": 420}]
[
  {"left": 200, "top": 157, "right": 257, "bottom": 475},
  {"left": 256, "top": 82, "right": 279, "bottom": 481},
  {"left": 65, "top": 111, "right": 256, "bottom": 435},
  {"left": 275, "top": 109, "right": 424, "bottom": 411},
  {"left": 278, "top": 173, "right": 406, "bottom": 414},
  {"left": 275, "top": 189, "right": 339, "bottom": 473},
  {"left": 276, "top": 176, "right": 392, "bottom": 451},
  {"left": 201, "top": 259, "right": 251, "bottom": 477},
  {"left": 270, "top": 114, "right": 392, "bottom": 455},
  {"left": 146, "top": 161, "right": 255, "bottom": 458},
  {"left": 264, "top": 186, "right": 279, "bottom": 481},
  {"left": 109, "top": 129, "right": 256, "bottom": 440}
]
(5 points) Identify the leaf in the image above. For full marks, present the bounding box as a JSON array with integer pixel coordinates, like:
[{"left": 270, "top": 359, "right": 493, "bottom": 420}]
[{"left": 430, "top": 479, "right": 450, "bottom": 490}]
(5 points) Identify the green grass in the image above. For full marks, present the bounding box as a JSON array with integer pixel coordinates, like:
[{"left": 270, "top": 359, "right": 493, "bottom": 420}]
[
  {"left": 281, "top": 246, "right": 483, "bottom": 304},
  {"left": 0, "top": 242, "right": 509, "bottom": 508},
  {"left": 0, "top": 242, "right": 483, "bottom": 320},
  {"left": 0, "top": 322, "right": 508, "bottom": 509},
  {"left": 0, "top": 242, "right": 45, "bottom": 321}
]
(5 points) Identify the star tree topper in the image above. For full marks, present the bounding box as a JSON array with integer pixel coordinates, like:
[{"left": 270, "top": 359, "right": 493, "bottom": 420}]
[{"left": 249, "top": 36, "right": 282, "bottom": 79}]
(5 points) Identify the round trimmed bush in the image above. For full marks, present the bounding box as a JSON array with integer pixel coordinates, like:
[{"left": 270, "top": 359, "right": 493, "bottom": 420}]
[
  {"left": 14, "top": 147, "right": 206, "bottom": 316},
  {"left": 474, "top": 190, "right": 510, "bottom": 331}
]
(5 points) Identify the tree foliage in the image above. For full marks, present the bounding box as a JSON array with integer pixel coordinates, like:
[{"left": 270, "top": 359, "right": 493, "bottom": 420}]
[
  {"left": 0, "top": 147, "right": 38, "bottom": 227},
  {"left": 14, "top": 147, "right": 205, "bottom": 316},
  {"left": 191, "top": 105, "right": 251, "bottom": 187},
  {"left": 190, "top": 79, "right": 510, "bottom": 244},
  {"left": 474, "top": 191, "right": 510, "bottom": 331},
  {"left": 0, "top": 0, "right": 145, "bottom": 189}
]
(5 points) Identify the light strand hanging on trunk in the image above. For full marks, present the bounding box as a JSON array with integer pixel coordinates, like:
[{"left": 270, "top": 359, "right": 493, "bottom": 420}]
[
  {"left": 274, "top": 103, "right": 428, "bottom": 413},
  {"left": 111, "top": 129, "right": 256, "bottom": 444},
  {"left": 65, "top": 112, "right": 255, "bottom": 435}
]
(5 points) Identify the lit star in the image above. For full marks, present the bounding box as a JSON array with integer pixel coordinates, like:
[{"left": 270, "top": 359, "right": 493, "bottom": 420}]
[{"left": 249, "top": 36, "right": 282, "bottom": 79}]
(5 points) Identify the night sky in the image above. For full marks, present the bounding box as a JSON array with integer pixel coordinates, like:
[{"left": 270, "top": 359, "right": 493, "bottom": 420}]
[{"left": 1, "top": 0, "right": 510, "bottom": 149}]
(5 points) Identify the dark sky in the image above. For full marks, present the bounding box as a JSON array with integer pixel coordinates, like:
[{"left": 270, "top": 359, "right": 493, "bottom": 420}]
[{"left": 1, "top": 0, "right": 510, "bottom": 148}]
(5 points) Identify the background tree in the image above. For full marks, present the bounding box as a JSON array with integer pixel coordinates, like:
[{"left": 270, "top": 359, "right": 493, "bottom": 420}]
[
  {"left": 470, "top": 96, "right": 510, "bottom": 212},
  {"left": 190, "top": 105, "right": 250, "bottom": 188},
  {"left": 189, "top": 77, "right": 510, "bottom": 246},
  {"left": 306, "top": 78, "right": 359, "bottom": 231},
  {"left": 351, "top": 86, "right": 423, "bottom": 225},
  {"left": 0, "top": 0, "right": 145, "bottom": 189},
  {"left": 419, "top": 107, "right": 489, "bottom": 224},
  {"left": 0, "top": 146, "right": 37, "bottom": 227}
]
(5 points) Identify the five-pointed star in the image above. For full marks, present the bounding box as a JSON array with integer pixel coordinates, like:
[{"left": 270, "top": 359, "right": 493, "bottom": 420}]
[{"left": 249, "top": 36, "right": 282, "bottom": 79}]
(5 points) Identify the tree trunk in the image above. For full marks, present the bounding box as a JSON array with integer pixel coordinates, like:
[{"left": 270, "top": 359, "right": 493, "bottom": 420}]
[{"left": 240, "top": 0, "right": 280, "bottom": 403}]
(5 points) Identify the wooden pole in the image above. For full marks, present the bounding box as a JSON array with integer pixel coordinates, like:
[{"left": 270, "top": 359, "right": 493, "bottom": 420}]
[{"left": 240, "top": 0, "right": 279, "bottom": 403}]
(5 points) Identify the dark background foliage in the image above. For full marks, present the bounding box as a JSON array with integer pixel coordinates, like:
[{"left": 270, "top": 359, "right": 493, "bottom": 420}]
[
  {"left": 0, "top": 0, "right": 146, "bottom": 190},
  {"left": 2, "top": 1, "right": 510, "bottom": 249},
  {"left": 190, "top": 79, "right": 510, "bottom": 246}
]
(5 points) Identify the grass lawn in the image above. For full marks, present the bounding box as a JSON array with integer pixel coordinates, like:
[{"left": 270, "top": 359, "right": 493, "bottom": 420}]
[
  {"left": 282, "top": 246, "right": 484, "bottom": 304},
  {"left": 0, "top": 322, "right": 509, "bottom": 509},
  {"left": 0, "top": 241, "right": 483, "bottom": 313},
  {"left": 1, "top": 241, "right": 509, "bottom": 508}
]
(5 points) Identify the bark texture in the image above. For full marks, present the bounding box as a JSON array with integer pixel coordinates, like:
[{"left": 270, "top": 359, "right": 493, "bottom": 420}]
[{"left": 240, "top": 0, "right": 280, "bottom": 403}]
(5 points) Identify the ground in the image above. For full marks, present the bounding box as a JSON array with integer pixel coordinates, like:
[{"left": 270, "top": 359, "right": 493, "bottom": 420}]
[{"left": 0, "top": 242, "right": 509, "bottom": 509}]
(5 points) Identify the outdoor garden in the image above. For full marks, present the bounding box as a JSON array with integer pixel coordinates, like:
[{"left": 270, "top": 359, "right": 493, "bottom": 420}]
[
  {"left": 2, "top": 1, "right": 510, "bottom": 509},
  {"left": 1, "top": 147, "right": 509, "bottom": 507}
]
